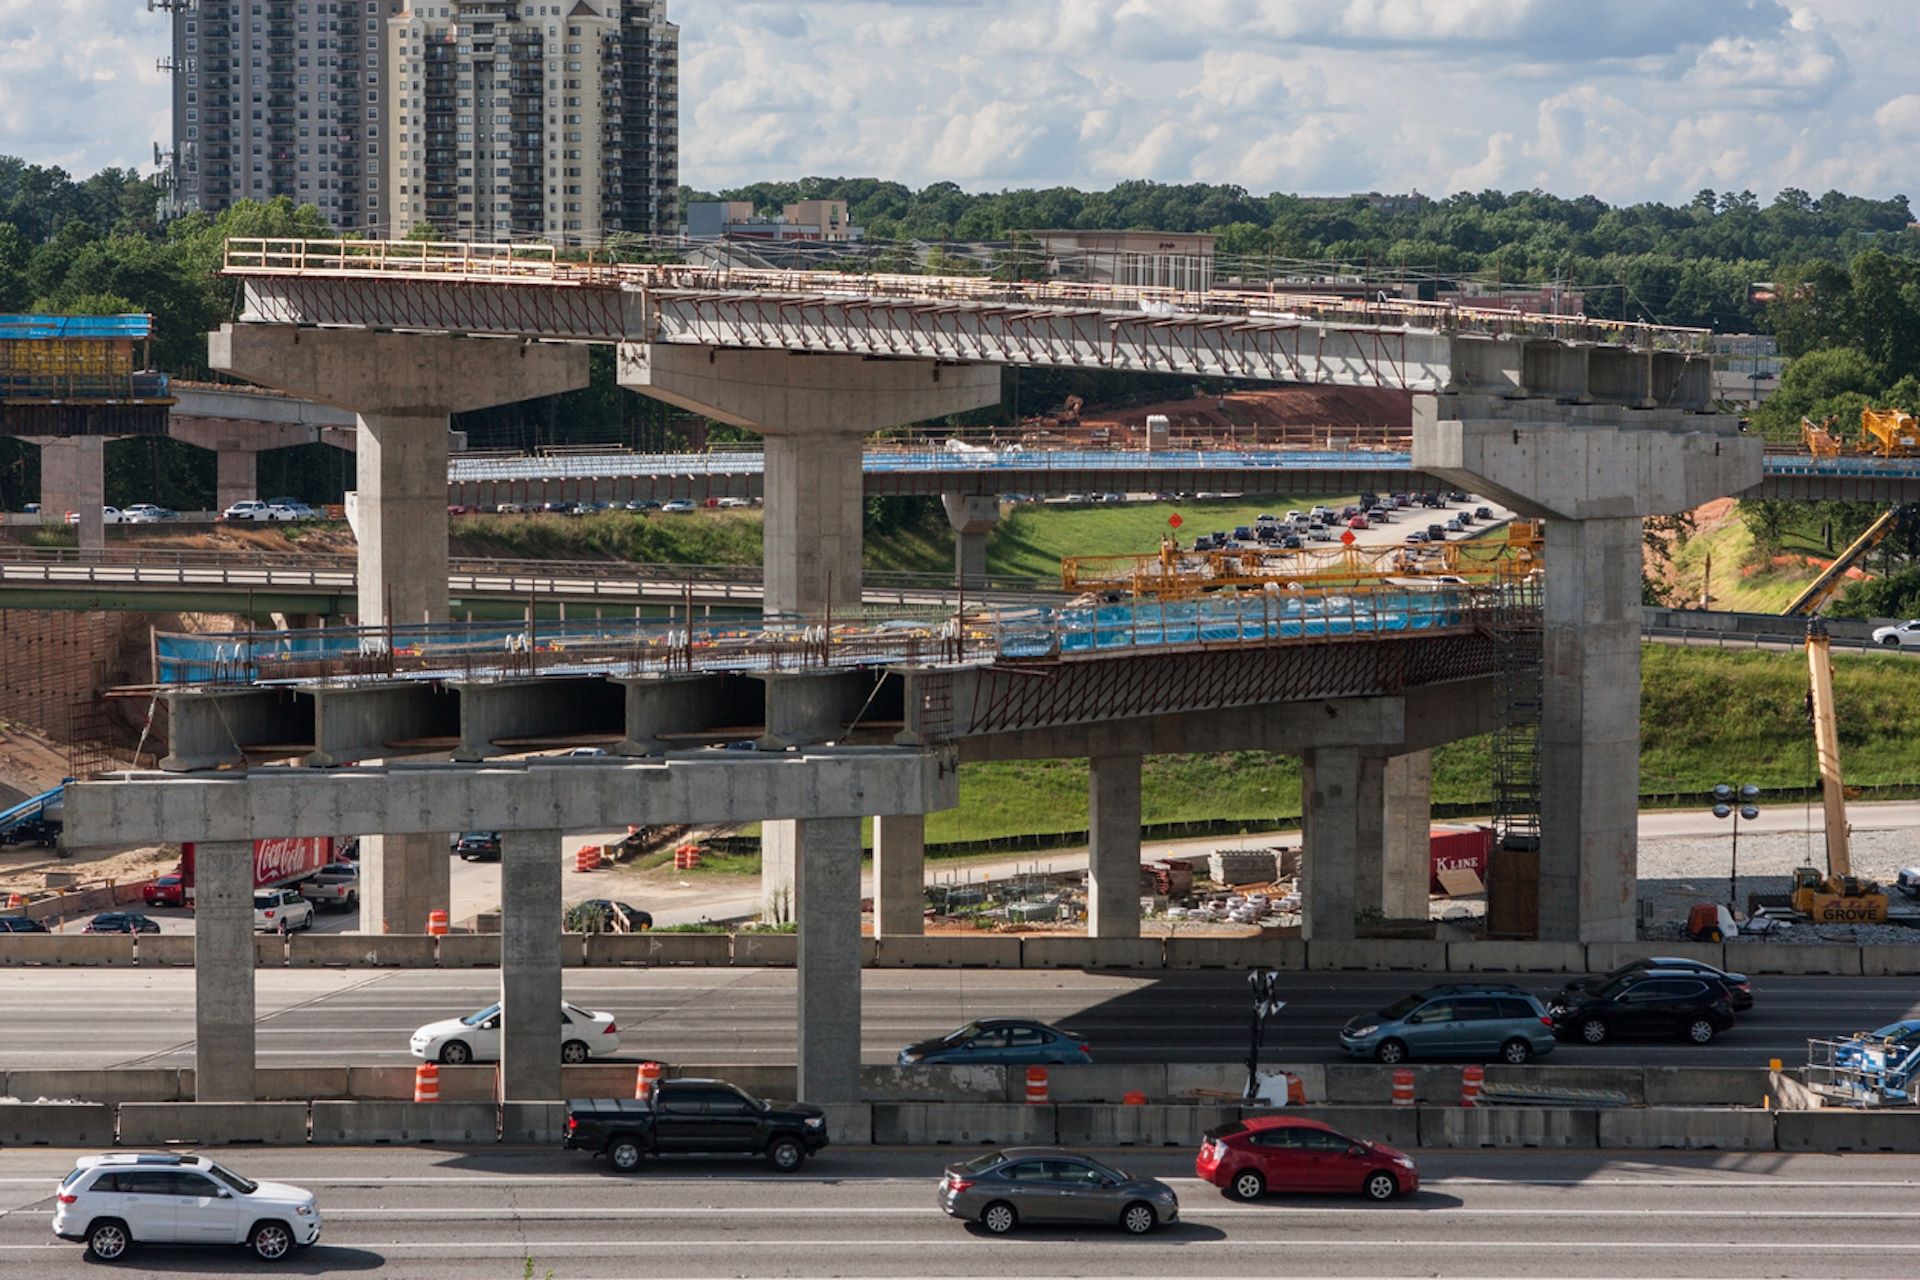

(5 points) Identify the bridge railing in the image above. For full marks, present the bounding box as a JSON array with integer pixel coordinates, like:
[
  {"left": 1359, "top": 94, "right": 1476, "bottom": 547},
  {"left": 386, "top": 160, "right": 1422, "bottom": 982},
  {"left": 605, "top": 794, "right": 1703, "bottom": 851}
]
[
  {"left": 149, "top": 581, "right": 1535, "bottom": 688},
  {"left": 222, "top": 236, "right": 1711, "bottom": 353}
]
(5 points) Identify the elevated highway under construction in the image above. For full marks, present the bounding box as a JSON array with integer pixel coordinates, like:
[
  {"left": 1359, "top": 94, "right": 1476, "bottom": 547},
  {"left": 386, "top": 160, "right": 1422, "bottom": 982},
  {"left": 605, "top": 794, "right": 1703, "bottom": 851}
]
[{"left": 46, "top": 235, "right": 1785, "bottom": 1109}]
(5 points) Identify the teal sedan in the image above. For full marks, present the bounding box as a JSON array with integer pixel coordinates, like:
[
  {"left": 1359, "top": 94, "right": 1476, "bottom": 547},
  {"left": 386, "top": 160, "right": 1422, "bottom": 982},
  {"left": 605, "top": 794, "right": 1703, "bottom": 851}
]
[{"left": 900, "top": 1018, "right": 1092, "bottom": 1066}]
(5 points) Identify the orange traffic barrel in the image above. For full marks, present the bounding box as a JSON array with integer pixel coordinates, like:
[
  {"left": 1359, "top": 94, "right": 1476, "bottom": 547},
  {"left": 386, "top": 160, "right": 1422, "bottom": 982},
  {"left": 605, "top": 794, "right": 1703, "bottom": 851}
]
[
  {"left": 1122, "top": 1089, "right": 1147, "bottom": 1106},
  {"left": 1286, "top": 1074, "right": 1306, "bottom": 1106},
  {"left": 1391, "top": 1069, "right": 1415, "bottom": 1106},
  {"left": 1461, "top": 1064, "right": 1485, "bottom": 1108},
  {"left": 1025, "top": 1066, "right": 1049, "bottom": 1105},
  {"left": 413, "top": 1063, "right": 440, "bottom": 1103},
  {"left": 426, "top": 909, "right": 449, "bottom": 937},
  {"left": 635, "top": 1061, "right": 663, "bottom": 1101},
  {"left": 575, "top": 845, "right": 601, "bottom": 873}
]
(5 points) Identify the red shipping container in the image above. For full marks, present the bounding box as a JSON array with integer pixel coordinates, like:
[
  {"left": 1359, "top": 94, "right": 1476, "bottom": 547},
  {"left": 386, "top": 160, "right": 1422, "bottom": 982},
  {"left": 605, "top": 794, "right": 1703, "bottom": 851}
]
[{"left": 1429, "top": 825, "right": 1493, "bottom": 895}]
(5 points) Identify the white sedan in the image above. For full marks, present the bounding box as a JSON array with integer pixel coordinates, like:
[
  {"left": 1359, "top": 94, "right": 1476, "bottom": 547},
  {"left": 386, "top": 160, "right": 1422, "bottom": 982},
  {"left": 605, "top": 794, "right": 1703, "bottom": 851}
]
[
  {"left": 1872, "top": 620, "right": 1920, "bottom": 650},
  {"left": 410, "top": 1000, "right": 621, "bottom": 1064}
]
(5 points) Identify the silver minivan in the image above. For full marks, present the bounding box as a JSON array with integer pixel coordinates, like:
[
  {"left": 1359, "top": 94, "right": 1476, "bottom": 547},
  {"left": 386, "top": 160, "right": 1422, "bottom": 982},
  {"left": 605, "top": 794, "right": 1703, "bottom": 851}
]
[{"left": 1340, "top": 984, "right": 1558, "bottom": 1064}]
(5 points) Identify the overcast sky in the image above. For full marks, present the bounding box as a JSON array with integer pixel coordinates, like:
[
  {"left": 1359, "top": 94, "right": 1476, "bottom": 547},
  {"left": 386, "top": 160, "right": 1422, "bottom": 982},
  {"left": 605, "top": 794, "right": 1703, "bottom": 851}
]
[{"left": 8, "top": 0, "right": 1916, "bottom": 205}]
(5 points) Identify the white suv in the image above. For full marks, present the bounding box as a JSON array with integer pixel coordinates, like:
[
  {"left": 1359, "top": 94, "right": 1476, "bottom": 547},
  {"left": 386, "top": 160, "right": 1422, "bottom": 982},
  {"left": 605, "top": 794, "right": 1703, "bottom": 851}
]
[
  {"left": 253, "top": 887, "right": 315, "bottom": 933},
  {"left": 53, "top": 1152, "right": 321, "bottom": 1262},
  {"left": 1872, "top": 619, "right": 1920, "bottom": 650}
]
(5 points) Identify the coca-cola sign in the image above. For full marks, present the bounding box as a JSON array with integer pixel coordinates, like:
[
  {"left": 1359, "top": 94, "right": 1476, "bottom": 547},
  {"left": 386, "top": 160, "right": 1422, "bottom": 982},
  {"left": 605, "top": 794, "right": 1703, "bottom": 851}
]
[{"left": 253, "top": 837, "right": 329, "bottom": 886}]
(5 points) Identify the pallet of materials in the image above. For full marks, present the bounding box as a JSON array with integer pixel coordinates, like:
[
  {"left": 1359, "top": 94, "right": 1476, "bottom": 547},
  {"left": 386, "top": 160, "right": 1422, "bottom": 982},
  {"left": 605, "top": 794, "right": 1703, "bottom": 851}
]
[{"left": 1209, "top": 849, "right": 1279, "bottom": 886}]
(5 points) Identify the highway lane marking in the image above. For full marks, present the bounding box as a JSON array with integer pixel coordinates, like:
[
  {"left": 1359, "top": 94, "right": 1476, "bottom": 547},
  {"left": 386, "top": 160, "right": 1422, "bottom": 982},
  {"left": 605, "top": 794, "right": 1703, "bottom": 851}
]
[
  {"left": 0, "top": 1238, "right": 1906, "bottom": 1253},
  {"left": 310, "top": 1207, "right": 1920, "bottom": 1219}
]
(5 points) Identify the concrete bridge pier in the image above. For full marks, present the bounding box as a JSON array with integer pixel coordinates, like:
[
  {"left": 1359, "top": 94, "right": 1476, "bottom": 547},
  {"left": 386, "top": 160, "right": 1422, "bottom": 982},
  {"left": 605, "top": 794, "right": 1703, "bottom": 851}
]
[
  {"left": 193, "top": 840, "right": 257, "bottom": 1101},
  {"left": 871, "top": 814, "right": 926, "bottom": 938},
  {"left": 168, "top": 417, "right": 354, "bottom": 511},
  {"left": 30, "top": 436, "right": 109, "bottom": 551},
  {"left": 1088, "top": 753, "right": 1143, "bottom": 938},
  {"left": 501, "top": 828, "right": 563, "bottom": 1101},
  {"left": 619, "top": 344, "right": 1000, "bottom": 918},
  {"left": 1301, "top": 746, "right": 1360, "bottom": 941},
  {"left": 1415, "top": 395, "right": 1760, "bottom": 941},
  {"left": 209, "top": 324, "right": 589, "bottom": 935},
  {"left": 942, "top": 493, "right": 1001, "bottom": 591}
]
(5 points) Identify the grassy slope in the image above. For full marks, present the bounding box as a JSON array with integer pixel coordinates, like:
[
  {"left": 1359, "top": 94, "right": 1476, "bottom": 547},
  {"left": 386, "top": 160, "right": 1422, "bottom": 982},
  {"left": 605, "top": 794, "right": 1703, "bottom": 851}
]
[{"left": 936, "top": 644, "right": 1920, "bottom": 845}]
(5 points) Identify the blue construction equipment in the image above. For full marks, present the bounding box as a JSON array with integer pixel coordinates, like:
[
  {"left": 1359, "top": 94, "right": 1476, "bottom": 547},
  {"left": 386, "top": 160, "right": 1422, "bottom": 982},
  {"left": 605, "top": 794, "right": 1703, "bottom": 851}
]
[
  {"left": 0, "top": 782, "right": 66, "bottom": 847},
  {"left": 1805, "top": 1021, "right": 1920, "bottom": 1106}
]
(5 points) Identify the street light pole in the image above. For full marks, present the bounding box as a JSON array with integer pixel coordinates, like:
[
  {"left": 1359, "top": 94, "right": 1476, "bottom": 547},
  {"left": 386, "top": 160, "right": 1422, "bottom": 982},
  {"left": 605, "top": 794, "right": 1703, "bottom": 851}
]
[{"left": 1712, "top": 783, "right": 1761, "bottom": 914}]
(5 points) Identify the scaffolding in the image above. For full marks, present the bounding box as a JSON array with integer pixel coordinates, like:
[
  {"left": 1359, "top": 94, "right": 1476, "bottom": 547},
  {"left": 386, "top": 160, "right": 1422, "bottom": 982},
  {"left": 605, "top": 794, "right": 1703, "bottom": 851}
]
[
  {"left": 1488, "top": 589, "right": 1543, "bottom": 854},
  {"left": 0, "top": 314, "right": 170, "bottom": 402}
]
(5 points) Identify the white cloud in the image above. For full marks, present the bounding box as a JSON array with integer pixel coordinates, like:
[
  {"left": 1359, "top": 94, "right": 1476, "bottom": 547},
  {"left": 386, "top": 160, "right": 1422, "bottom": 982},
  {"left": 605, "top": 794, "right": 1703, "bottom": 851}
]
[{"left": 0, "top": 0, "right": 1914, "bottom": 208}]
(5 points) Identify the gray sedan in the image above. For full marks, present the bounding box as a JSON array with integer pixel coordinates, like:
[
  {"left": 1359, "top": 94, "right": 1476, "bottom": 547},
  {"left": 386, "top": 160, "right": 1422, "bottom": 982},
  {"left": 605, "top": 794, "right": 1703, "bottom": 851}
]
[{"left": 938, "top": 1148, "right": 1177, "bottom": 1234}]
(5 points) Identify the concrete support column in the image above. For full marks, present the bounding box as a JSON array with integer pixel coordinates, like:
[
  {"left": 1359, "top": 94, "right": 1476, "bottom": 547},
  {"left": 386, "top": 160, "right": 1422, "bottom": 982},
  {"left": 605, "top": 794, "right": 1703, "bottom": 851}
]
[
  {"left": 360, "top": 832, "right": 450, "bottom": 936},
  {"left": 942, "top": 493, "right": 1000, "bottom": 591},
  {"left": 795, "top": 816, "right": 862, "bottom": 1104},
  {"left": 1353, "top": 756, "right": 1387, "bottom": 918},
  {"left": 763, "top": 431, "right": 865, "bottom": 619},
  {"left": 500, "top": 827, "right": 564, "bottom": 1102},
  {"left": 1301, "top": 746, "right": 1360, "bottom": 942},
  {"left": 357, "top": 412, "right": 451, "bottom": 628},
  {"left": 1382, "top": 750, "right": 1435, "bottom": 921},
  {"left": 872, "top": 813, "right": 926, "bottom": 938},
  {"left": 216, "top": 448, "right": 259, "bottom": 512},
  {"left": 193, "top": 840, "right": 256, "bottom": 1101},
  {"left": 35, "top": 437, "right": 106, "bottom": 551},
  {"left": 1087, "top": 754, "right": 1142, "bottom": 938},
  {"left": 1539, "top": 516, "right": 1642, "bottom": 943}
]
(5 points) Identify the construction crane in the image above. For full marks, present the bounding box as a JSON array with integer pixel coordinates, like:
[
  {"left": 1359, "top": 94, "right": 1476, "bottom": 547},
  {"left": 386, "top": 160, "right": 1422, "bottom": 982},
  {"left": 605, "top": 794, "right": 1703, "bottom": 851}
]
[
  {"left": 1781, "top": 508, "right": 1902, "bottom": 616},
  {"left": 1789, "top": 618, "right": 1889, "bottom": 923}
]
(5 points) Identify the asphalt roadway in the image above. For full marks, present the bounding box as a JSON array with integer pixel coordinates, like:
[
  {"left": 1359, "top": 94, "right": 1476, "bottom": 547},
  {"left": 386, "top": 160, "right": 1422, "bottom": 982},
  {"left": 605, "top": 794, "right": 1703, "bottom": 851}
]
[
  {"left": 3, "top": 968, "right": 1915, "bottom": 1072},
  {"left": 1, "top": 1146, "right": 1915, "bottom": 1278}
]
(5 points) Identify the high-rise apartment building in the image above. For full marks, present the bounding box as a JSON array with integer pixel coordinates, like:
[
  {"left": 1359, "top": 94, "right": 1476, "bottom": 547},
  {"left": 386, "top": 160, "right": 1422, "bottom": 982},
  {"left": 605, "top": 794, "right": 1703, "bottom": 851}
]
[
  {"left": 386, "top": 1, "right": 679, "bottom": 245},
  {"left": 166, "top": 1, "right": 402, "bottom": 233}
]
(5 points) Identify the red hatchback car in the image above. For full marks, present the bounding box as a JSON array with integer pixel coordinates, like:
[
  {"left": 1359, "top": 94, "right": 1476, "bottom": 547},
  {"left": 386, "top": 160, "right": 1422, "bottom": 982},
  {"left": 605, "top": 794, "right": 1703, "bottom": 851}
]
[{"left": 1196, "top": 1116, "right": 1418, "bottom": 1202}]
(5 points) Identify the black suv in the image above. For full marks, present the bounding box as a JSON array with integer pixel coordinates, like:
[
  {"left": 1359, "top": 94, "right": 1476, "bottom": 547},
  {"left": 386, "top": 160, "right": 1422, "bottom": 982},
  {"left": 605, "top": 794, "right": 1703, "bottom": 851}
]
[
  {"left": 0, "top": 915, "right": 47, "bottom": 932},
  {"left": 1550, "top": 971, "right": 1737, "bottom": 1045},
  {"left": 565, "top": 899, "right": 654, "bottom": 933},
  {"left": 452, "top": 831, "right": 502, "bottom": 862},
  {"left": 1556, "top": 957, "right": 1753, "bottom": 1014}
]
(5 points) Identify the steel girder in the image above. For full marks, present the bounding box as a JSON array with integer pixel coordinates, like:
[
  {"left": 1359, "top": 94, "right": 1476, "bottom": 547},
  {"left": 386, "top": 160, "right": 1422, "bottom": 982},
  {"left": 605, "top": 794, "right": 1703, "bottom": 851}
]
[
  {"left": 237, "top": 276, "right": 1458, "bottom": 391},
  {"left": 918, "top": 630, "right": 1507, "bottom": 742}
]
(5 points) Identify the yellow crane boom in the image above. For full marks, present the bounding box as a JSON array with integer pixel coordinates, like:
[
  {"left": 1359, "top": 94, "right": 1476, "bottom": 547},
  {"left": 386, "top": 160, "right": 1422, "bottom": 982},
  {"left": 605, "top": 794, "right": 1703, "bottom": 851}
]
[
  {"left": 1806, "top": 618, "right": 1851, "bottom": 878},
  {"left": 1781, "top": 508, "right": 1900, "bottom": 616}
]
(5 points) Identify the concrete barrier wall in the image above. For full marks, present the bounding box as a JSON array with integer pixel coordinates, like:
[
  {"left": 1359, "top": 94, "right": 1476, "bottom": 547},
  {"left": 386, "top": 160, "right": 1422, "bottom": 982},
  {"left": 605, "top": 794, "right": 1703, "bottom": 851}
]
[
  {"left": 0, "top": 1097, "right": 1911, "bottom": 1151},
  {"left": 872, "top": 936, "right": 1023, "bottom": 968},
  {"left": 1729, "top": 943, "right": 1863, "bottom": 976},
  {"left": 120, "top": 1102, "right": 310, "bottom": 1145},
  {"left": 254, "top": 1068, "right": 351, "bottom": 1101},
  {"left": 0, "top": 1102, "right": 115, "bottom": 1146},
  {"left": 311, "top": 1100, "right": 498, "bottom": 1143},
  {"left": 998, "top": 1064, "right": 1160, "bottom": 1104},
  {"left": 6, "top": 932, "right": 1918, "bottom": 974},
  {"left": 1447, "top": 941, "right": 1588, "bottom": 973},
  {"left": 5, "top": 1069, "right": 189, "bottom": 1103},
  {"left": 1307, "top": 940, "right": 1446, "bottom": 971},
  {"left": 1599, "top": 1108, "right": 1778, "bottom": 1150},
  {"left": 136, "top": 935, "right": 196, "bottom": 966},
  {"left": 672, "top": 1064, "right": 800, "bottom": 1097},
  {"left": 862, "top": 1064, "right": 1005, "bottom": 1102},
  {"left": 345, "top": 1065, "right": 498, "bottom": 1103}
]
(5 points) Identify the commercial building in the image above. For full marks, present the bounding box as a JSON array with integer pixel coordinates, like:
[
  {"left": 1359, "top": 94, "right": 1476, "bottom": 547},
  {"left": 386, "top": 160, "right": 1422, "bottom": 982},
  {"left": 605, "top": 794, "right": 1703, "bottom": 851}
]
[
  {"left": 686, "top": 200, "right": 860, "bottom": 242},
  {"left": 387, "top": 0, "right": 679, "bottom": 245},
  {"left": 1027, "top": 230, "right": 1216, "bottom": 293},
  {"left": 164, "top": 0, "right": 402, "bottom": 233}
]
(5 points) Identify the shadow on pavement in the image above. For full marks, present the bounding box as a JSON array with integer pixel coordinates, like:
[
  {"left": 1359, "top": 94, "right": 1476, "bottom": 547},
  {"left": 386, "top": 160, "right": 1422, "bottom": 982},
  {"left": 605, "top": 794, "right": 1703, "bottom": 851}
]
[{"left": 83, "top": 1245, "right": 386, "bottom": 1272}]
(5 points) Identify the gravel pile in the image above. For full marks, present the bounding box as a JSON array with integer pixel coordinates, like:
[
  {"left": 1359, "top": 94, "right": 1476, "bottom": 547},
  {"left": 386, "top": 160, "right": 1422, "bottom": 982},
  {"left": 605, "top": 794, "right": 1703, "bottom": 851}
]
[{"left": 1637, "top": 828, "right": 1920, "bottom": 944}]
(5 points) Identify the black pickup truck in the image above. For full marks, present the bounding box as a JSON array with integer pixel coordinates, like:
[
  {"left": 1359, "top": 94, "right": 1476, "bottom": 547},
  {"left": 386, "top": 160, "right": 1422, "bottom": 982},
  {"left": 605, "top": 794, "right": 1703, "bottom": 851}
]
[{"left": 564, "top": 1079, "right": 830, "bottom": 1172}]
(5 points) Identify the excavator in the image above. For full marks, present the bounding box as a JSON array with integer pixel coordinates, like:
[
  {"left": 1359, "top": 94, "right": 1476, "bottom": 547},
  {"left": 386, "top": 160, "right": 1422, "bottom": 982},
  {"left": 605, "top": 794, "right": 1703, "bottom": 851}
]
[{"left": 1787, "top": 619, "right": 1889, "bottom": 923}]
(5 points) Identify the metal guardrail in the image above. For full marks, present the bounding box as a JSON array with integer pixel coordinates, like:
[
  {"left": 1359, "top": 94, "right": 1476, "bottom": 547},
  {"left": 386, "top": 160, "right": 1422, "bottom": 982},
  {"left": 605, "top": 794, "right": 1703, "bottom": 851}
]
[
  {"left": 0, "top": 546, "right": 1058, "bottom": 600},
  {"left": 221, "top": 237, "right": 1713, "bottom": 353},
  {"left": 152, "top": 582, "right": 1532, "bottom": 687}
]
